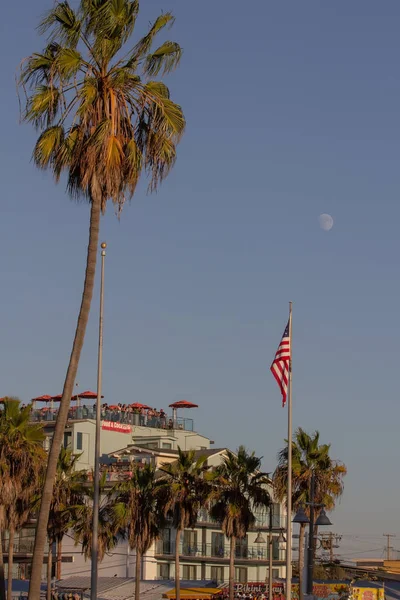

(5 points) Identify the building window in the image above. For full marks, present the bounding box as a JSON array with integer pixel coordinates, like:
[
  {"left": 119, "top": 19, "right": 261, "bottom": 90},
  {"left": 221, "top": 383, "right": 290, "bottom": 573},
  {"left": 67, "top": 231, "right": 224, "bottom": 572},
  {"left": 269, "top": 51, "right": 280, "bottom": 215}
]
[
  {"left": 212, "top": 532, "right": 225, "bottom": 557},
  {"left": 182, "top": 565, "right": 197, "bottom": 581},
  {"left": 235, "top": 536, "right": 248, "bottom": 559},
  {"left": 271, "top": 503, "right": 281, "bottom": 527},
  {"left": 162, "top": 443, "right": 172, "bottom": 449},
  {"left": 76, "top": 432, "right": 83, "bottom": 450},
  {"left": 235, "top": 567, "right": 247, "bottom": 583},
  {"left": 272, "top": 569, "right": 280, "bottom": 579},
  {"left": 158, "top": 563, "right": 170, "bottom": 580},
  {"left": 183, "top": 530, "right": 198, "bottom": 556},
  {"left": 211, "top": 566, "right": 224, "bottom": 583},
  {"left": 159, "top": 528, "right": 171, "bottom": 554},
  {"left": 63, "top": 432, "right": 72, "bottom": 449}
]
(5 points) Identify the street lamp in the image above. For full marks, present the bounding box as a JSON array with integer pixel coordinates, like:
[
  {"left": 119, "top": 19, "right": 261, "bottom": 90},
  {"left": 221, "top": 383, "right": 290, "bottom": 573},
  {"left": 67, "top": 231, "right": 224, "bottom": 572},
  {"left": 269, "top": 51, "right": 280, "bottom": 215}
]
[
  {"left": 293, "top": 473, "right": 332, "bottom": 596},
  {"left": 254, "top": 515, "right": 286, "bottom": 600}
]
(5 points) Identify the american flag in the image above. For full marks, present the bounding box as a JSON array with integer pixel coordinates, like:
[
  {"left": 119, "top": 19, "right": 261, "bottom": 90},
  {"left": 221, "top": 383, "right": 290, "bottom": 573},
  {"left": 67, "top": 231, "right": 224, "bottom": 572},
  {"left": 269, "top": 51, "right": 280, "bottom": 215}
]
[{"left": 270, "top": 320, "right": 291, "bottom": 407}]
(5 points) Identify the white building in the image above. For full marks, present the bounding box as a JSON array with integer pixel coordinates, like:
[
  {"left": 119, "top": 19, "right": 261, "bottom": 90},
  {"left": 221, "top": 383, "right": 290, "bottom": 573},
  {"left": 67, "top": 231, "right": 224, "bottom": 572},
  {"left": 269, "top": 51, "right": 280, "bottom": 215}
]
[{"left": 23, "top": 405, "right": 287, "bottom": 584}]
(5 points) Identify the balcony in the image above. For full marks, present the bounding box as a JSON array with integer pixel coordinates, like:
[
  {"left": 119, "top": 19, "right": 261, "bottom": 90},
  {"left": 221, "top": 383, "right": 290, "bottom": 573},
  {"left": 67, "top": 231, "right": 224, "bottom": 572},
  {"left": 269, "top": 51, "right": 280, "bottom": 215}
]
[
  {"left": 155, "top": 541, "right": 284, "bottom": 562},
  {"left": 30, "top": 406, "right": 194, "bottom": 432},
  {"left": 2, "top": 538, "right": 35, "bottom": 554},
  {"left": 197, "top": 508, "right": 287, "bottom": 531}
]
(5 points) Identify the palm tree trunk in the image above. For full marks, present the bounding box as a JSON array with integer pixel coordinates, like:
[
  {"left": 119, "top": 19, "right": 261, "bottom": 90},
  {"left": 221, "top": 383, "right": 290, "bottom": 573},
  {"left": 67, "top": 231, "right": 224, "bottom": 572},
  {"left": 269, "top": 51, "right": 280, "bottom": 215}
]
[
  {"left": 7, "top": 527, "right": 15, "bottom": 600},
  {"left": 56, "top": 539, "right": 62, "bottom": 581},
  {"left": 0, "top": 529, "right": 6, "bottom": 600},
  {"left": 175, "top": 528, "right": 181, "bottom": 600},
  {"left": 229, "top": 536, "right": 235, "bottom": 600},
  {"left": 135, "top": 550, "right": 141, "bottom": 600},
  {"left": 46, "top": 542, "right": 52, "bottom": 600},
  {"left": 28, "top": 197, "right": 102, "bottom": 600},
  {"left": 298, "top": 523, "right": 306, "bottom": 600}
]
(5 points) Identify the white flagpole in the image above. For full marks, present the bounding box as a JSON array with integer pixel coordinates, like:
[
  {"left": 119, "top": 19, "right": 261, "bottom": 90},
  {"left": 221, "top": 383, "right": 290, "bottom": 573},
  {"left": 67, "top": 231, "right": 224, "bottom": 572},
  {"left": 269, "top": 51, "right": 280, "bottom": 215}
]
[{"left": 286, "top": 301, "right": 293, "bottom": 600}]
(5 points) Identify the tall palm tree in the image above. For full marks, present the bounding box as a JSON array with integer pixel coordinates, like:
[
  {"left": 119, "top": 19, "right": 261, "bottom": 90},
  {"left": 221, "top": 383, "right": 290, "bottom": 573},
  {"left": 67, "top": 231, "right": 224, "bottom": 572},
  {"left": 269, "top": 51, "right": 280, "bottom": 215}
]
[
  {"left": 68, "top": 472, "right": 125, "bottom": 562},
  {"left": 48, "top": 448, "right": 87, "bottom": 580},
  {"left": 116, "top": 464, "right": 165, "bottom": 600},
  {"left": 208, "top": 447, "right": 271, "bottom": 600},
  {"left": 0, "top": 398, "right": 46, "bottom": 600},
  {"left": 160, "top": 449, "right": 210, "bottom": 600},
  {"left": 273, "top": 428, "right": 347, "bottom": 600},
  {"left": 19, "top": 3, "right": 185, "bottom": 596}
]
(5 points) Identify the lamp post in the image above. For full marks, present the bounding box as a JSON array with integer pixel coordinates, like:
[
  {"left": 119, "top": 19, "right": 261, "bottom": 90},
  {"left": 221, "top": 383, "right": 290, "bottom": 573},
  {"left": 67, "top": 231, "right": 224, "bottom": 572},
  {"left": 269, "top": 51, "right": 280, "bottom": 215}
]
[
  {"left": 255, "top": 508, "right": 287, "bottom": 600},
  {"left": 90, "top": 242, "right": 107, "bottom": 600},
  {"left": 293, "top": 473, "right": 332, "bottom": 597}
]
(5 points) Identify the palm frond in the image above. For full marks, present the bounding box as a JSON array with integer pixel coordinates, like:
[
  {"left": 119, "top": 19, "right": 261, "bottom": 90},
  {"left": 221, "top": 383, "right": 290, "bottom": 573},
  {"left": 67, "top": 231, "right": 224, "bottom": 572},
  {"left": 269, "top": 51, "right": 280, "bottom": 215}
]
[
  {"left": 39, "top": 2, "right": 82, "bottom": 48},
  {"left": 126, "top": 12, "right": 175, "bottom": 67},
  {"left": 144, "top": 42, "right": 182, "bottom": 77}
]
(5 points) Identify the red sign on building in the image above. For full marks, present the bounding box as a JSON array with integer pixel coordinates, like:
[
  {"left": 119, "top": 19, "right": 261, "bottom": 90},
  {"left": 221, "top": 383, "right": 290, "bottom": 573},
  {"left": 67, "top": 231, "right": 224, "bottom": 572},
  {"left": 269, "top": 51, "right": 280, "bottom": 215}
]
[{"left": 101, "top": 421, "right": 132, "bottom": 433}]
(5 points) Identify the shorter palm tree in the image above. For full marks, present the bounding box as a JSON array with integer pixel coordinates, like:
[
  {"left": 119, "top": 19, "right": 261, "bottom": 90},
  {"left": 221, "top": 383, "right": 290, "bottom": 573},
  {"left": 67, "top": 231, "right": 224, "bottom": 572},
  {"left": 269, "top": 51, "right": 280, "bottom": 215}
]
[
  {"left": 48, "top": 448, "right": 87, "bottom": 580},
  {"left": 116, "top": 465, "right": 165, "bottom": 600},
  {"left": 273, "top": 428, "right": 347, "bottom": 600},
  {"left": 208, "top": 447, "right": 271, "bottom": 600},
  {"left": 160, "top": 449, "right": 210, "bottom": 600},
  {"left": 0, "top": 398, "right": 46, "bottom": 600},
  {"left": 68, "top": 473, "right": 125, "bottom": 562}
]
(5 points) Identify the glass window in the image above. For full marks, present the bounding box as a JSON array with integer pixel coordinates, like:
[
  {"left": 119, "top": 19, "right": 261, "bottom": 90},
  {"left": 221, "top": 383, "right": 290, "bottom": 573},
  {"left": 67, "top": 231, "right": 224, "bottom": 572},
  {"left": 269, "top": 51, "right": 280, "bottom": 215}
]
[
  {"left": 235, "top": 536, "right": 248, "bottom": 558},
  {"left": 158, "top": 563, "right": 170, "bottom": 580},
  {"left": 212, "top": 532, "right": 225, "bottom": 557},
  {"left": 162, "top": 443, "right": 172, "bottom": 449},
  {"left": 235, "top": 567, "right": 247, "bottom": 583},
  {"left": 183, "top": 530, "right": 198, "bottom": 555},
  {"left": 76, "top": 432, "right": 83, "bottom": 450},
  {"left": 160, "top": 528, "right": 171, "bottom": 553},
  {"left": 272, "top": 569, "right": 280, "bottom": 579},
  {"left": 211, "top": 566, "right": 224, "bottom": 583},
  {"left": 272, "top": 503, "right": 281, "bottom": 527},
  {"left": 182, "top": 565, "right": 197, "bottom": 580}
]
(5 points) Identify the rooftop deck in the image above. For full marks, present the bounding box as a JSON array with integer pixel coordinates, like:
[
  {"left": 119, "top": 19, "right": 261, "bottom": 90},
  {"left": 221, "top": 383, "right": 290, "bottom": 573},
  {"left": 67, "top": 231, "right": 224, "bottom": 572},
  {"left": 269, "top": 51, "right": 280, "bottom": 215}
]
[{"left": 30, "top": 405, "right": 194, "bottom": 432}]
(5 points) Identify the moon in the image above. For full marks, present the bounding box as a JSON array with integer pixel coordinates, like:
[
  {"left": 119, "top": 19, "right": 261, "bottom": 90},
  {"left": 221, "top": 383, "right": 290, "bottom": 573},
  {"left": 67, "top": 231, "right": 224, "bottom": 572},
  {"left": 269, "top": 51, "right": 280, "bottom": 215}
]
[{"left": 318, "top": 213, "right": 334, "bottom": 231}]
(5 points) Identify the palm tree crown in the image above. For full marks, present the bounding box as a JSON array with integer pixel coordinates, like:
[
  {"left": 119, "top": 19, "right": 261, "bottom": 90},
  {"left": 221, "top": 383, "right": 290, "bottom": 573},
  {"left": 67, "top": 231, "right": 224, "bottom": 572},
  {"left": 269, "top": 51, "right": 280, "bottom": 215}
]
[
  {"left": 209, "top": 446, "right": 271, "bottom": 538},
  {"left": 273, "top": 427, "right": 347, "bottom": 512},
  {"left": 20, "top": 0, "right": 185, "bottom": 209}
]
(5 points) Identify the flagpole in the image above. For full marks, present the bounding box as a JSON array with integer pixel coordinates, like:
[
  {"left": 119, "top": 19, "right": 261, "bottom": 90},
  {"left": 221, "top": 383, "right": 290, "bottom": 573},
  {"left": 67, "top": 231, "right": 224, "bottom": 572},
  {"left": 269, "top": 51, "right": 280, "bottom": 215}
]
[{"left": 286, "top": 301, "right": 293, "bottom": 600}]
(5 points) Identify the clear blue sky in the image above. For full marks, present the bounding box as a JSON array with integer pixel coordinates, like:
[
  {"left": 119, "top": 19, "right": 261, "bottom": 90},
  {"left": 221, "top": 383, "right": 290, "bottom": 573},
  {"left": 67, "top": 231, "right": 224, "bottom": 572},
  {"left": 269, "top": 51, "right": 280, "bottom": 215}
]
[{"left": 1, "top": 1, "right": 399, "bottom": 553}]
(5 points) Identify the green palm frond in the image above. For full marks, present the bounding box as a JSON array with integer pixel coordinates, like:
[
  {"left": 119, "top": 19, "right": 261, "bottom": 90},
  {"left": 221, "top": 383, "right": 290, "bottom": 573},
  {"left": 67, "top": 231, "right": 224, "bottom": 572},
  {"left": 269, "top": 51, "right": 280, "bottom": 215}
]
[
  {"left": 128, "top": 12, "right": 175, "bottom": 66},
  {"left": 144, "top": 42, "right": 182, "bottom": 77},
  {"left": 33, "top": 126, "right": 65, "bottom": 168},
  {"left": 26, "top": 86, "right": 60, "bottom": 128},
  {"left": 39, "top": 2, "right": 82, "bottom": 48}
]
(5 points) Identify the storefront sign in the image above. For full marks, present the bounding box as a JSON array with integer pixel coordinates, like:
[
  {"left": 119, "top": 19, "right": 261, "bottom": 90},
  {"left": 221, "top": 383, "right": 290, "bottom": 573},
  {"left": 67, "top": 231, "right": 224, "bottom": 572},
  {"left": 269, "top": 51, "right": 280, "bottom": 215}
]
[{"left": 101, "top": 421, "right": 132, "bottom": 433}]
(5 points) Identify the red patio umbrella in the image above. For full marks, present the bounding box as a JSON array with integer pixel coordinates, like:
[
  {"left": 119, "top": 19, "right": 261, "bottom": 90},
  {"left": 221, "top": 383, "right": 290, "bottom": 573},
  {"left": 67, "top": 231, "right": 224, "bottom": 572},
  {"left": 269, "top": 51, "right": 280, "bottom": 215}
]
[
  {"left": 108, "top": 405, "right": 119, "bottom": 410},
  {"left": 169, "top": 400, "right": 198, "bottom": 409},
  {"left": 168, "top": 400, "right": 198, "bottom": 428},
  {"left": 130, "top": 402, "right": 151, "bottom": 410},
  {"left": 72, "top": 390, "right": 104, "bottom": 400},
  {"left": 31, "top": 395, "right": 53, "bottom": 403}
]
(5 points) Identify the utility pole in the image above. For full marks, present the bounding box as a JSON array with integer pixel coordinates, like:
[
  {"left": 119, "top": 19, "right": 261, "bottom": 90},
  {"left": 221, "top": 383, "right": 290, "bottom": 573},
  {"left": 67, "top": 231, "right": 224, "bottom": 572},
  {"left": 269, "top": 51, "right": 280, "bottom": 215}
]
[
  {"left": 383, "top": 534, "right": 396, "bottom": 560},
  {"left": 320, "top": 533, "right": 342, "bottom": 563}
]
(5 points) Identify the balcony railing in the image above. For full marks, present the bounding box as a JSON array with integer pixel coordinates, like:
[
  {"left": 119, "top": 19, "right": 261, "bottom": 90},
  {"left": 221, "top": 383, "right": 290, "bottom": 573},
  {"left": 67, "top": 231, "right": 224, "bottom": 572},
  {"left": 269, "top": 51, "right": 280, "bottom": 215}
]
[
  {"left": 197, "top": 509, "right": 286, "bottom": 530},
  {"left": 2, "top": 538, "right": 35, "bottom": 553},
  {"left": 155, "top": 541, "right": 283, "bottom": 561},
  {"left": 30, "top": 407, "right": 194, "bottom": 432}
]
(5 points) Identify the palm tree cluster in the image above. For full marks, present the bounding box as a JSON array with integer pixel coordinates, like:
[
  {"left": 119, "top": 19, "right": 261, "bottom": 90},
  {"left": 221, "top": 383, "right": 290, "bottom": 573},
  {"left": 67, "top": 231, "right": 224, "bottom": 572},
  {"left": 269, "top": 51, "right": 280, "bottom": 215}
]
[{"left": 0, "top": 398, "right": 347, "bottom": 600}]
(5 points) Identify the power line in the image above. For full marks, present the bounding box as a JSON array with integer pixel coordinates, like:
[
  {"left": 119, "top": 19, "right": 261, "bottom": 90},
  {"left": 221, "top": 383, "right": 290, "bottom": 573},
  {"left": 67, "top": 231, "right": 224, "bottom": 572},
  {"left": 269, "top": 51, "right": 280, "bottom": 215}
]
[{"left": 383, "top": 534, "right": 396, "bottom": 560}]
